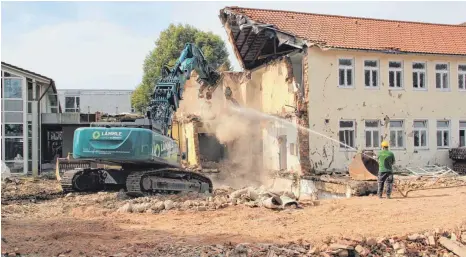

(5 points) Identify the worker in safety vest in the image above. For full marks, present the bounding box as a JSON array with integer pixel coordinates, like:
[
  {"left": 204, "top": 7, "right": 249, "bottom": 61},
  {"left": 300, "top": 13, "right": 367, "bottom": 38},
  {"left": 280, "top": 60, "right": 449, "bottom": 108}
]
[{"left": 377, "top": 141, "right": 395, "bottom": 199}]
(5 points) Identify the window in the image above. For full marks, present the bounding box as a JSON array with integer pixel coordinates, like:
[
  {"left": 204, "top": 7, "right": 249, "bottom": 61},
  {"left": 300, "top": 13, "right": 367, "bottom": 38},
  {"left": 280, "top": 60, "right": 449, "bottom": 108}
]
[
  {"left": 5, "top": 124, "right": 23, "bottom": 137},
  {"left": 2, "top": 76, "right": 25, "bottom": 174},
  {"left": 48, "top": 94, "right": 59, "bottom": 113},
  {"left": 413, "top": 120, "right": 428, "bottom": 149},
  {"left": 65, "top": 96, "right": 80, "bottom": 112},
  {"left": 436, "top": 120, "right": 450, "bottom": 148},
  {"left": 27, "top": 80, "right": 33, "bottom": 113},
  {"left": 460, "top": 121, "right": 466, "bottom": 147},
  {"left": 459, "top": 65, "right": 466, "bottom": 91},
  {"left": 435, "top": 63, "right": 449, "bottom": 90},
  {"left": 338, "top": 58, "right": 353, "bottom": 88},
  {"left": 3, "top": 78, "right": 22, "bottom": 98},
  {"left": 389, "top": 61, "right": 403, "bottom": 88},
  {"left": 389, "top": 120, "right": 404, "bottom": 148},
  {"left": 364, "top": 60, "right": 379, "bottom": 88},
  {"left": 28, "top": 121, "right": 32, "bottom": 168},
  {"left": 4, "top": 138, "right": 24, "bottom": 161},
  {"left": 339, "top": 120, "right": 355, "bottom": 149},
  {"left": 365, "top": 120, "right": 380, "bottom": 148},
  {"left": 413, "top": 62, "right": 426, "bottom": 90}
]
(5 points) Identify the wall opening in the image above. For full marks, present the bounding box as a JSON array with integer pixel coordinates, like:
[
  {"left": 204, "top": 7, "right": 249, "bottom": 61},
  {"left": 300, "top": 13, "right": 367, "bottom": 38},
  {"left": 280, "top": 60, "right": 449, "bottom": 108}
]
[
  {"left": 278, "top": 135, "right": 287, "bottom": 170},
  {"left": 198, "top": 133, "right": 226, "bottom": 163}
]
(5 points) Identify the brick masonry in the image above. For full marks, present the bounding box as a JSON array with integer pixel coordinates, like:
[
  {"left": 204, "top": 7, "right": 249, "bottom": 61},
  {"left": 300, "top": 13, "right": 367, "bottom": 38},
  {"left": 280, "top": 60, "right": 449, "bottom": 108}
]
[{"left": 297, "top": 46, "right": 312, "bottom": 175}]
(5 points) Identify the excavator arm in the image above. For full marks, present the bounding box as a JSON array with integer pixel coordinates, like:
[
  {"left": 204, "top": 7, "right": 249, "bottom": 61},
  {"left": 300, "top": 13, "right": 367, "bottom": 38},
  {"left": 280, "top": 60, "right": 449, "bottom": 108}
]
[{"left": 147, "top": 43, "right": 223, "bottom": 136}]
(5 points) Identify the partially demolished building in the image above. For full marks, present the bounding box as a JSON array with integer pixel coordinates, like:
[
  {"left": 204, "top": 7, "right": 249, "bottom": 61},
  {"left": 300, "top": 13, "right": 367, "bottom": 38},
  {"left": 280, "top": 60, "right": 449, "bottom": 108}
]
[{"left": 175, "top": 6, "right": 466, "bottom": 176}]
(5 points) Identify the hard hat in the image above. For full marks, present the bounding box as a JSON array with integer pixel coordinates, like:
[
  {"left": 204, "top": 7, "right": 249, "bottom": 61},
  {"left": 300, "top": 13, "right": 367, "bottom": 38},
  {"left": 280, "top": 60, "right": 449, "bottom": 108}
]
[{"left": 381, "top": 141, "right": 389, "bottom": 148}]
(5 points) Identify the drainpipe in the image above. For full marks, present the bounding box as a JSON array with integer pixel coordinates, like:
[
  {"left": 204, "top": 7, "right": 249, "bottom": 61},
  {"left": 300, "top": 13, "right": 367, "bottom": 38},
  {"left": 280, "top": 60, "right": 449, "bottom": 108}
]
[{"left": 33, "top": 80, "right": 54, "bottom": 177}]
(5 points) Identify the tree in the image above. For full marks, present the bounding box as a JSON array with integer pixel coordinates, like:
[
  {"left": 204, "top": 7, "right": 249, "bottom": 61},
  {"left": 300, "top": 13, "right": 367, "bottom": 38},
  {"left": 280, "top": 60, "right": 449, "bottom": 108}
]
[{"left": 132, "top": 24, "right": 231, "bottom": 112}]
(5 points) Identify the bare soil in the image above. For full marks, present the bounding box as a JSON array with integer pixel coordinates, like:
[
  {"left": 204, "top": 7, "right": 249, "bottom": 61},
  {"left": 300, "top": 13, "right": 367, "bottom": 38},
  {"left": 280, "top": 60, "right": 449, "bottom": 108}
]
[{"left": 2, "top": 178, "right": 466, "bottom": 257}]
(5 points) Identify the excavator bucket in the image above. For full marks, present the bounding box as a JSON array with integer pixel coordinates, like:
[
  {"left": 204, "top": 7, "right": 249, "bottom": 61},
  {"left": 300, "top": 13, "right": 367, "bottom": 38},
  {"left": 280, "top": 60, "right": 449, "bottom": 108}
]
[{"left": 348, "top": 151, "right": 379, "bottom": 181}]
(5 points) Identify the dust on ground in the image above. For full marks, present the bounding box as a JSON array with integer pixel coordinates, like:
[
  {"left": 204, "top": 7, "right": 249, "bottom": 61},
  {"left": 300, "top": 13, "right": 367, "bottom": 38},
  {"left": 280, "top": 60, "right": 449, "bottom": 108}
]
[{"left": 2, "top": 177, "right": 466, "bottom": 257}]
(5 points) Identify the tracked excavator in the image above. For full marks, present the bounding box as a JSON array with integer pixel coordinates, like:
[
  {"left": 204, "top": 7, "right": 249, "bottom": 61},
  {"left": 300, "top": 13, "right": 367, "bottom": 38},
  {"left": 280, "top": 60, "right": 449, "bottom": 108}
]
[{"left": 59, "top": 43, "right": 224, "bottom": 196}]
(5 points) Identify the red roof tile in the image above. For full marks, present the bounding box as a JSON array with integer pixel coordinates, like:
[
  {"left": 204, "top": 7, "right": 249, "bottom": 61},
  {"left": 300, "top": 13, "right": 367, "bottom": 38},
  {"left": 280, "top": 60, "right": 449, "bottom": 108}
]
[{"left": 224, "top": 7, "right": 466, "bottom": 56}]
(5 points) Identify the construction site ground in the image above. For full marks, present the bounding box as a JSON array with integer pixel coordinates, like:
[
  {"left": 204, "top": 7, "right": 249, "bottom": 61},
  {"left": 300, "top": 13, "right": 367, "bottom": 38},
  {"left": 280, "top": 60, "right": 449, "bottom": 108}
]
[{"left": 1, "top": 177, "right": 466, "bottom": 257}]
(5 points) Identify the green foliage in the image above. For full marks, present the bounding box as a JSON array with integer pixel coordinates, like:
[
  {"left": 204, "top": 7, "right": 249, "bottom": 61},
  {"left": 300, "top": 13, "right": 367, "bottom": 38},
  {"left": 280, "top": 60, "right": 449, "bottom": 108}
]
[{"left": 132, "top": 24, "right": 231, "bottom": 112}]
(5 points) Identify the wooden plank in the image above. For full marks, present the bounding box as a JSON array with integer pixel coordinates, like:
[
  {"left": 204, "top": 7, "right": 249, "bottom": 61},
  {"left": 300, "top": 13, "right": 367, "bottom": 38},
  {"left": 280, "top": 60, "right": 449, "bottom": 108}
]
[{"left": 439, "top": 237, "right": 466, "bottom": 257}]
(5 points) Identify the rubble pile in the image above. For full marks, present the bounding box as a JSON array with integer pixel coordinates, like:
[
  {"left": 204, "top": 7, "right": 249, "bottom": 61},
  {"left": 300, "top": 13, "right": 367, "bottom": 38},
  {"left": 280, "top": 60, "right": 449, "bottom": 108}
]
[
  {"left": 115, "top": 186, "right": 309, "bottom": 214},
  {"left": 307, "top": 227, "right": 466, "bottom": 257},
  {"left": 1, "top": 176, "right": 63, "bottom": 203},
  {"left": 147, "top": 227, "right": 466, "bottom": 257}
]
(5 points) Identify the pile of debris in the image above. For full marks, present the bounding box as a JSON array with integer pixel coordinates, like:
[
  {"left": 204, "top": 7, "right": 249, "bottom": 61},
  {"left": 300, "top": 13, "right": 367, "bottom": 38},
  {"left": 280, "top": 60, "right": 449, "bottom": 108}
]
[
  {"left": 394, "top": 176, "right": 466, "bottom": 197},
  {"left": 115, "top": 186, "right": 309, "bottom": 214},
  {"left": 1, "top": 176, "right": 63, "bottom": 203},
  {"left": 307, "top": 227, "right": 466, "bottom": 257},
  {"left": 450, "top": 147, "right": 466, "bottom": 175},
  {"left": 147, "top": 227, "right": 466, "bottom": 257}
]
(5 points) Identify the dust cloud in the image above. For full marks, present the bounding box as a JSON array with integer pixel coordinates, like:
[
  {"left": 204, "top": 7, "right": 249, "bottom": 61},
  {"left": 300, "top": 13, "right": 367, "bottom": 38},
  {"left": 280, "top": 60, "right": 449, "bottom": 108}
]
[{"left": 176, "top": 77, "right": 273, "bottom": 189}]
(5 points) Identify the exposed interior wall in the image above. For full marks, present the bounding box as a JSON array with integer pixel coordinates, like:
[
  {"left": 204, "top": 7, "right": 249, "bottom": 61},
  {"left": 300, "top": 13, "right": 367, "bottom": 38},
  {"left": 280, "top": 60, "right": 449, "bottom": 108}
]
[
  {"left": 307, "top": 47, "right": 466, "bottom": 172},
  {"left": 262, "top": 117, "right": 301, "bottom": 173},
  {"left": 173, "top": 57, "right": 304, "bottom": 187},
  {"left": 183, "top": 122, "right": 199, "bottom": 166}
]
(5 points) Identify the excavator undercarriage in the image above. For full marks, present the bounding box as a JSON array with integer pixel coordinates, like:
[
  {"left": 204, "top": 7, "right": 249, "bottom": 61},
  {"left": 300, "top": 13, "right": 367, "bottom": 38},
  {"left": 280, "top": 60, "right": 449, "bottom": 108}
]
[{"left": 59, "top": 164, "right": 212, "bottom": 196}]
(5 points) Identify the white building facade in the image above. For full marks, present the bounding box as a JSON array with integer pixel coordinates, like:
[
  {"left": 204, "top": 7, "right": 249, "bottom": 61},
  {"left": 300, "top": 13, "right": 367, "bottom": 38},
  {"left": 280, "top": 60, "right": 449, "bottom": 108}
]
[
  {"left": 220, "top": 6, "right": 466, "bottom": 174},
  {"left": 1, "top": 62, "right": 59, "bottom": 175},
  {"left": 57, "top": 89, "right": 133, "bottom": 115}
]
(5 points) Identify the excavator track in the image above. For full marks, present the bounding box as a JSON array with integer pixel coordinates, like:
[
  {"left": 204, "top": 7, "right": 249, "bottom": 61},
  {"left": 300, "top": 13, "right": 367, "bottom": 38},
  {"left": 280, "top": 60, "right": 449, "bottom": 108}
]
[
  {"left": 60, "top": 168, "right": 105, "bottom": 193},
  {"left": 126, "top": 168, "right": 213, "bottom": 197},
  {"left": 60, "top": 169, "right": 79, "bottom": 194}
]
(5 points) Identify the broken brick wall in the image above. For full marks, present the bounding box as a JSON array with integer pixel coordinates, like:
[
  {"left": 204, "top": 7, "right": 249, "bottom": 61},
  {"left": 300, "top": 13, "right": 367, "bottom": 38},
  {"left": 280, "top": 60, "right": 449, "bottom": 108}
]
[
  {"left": 306, "top": 47, "right": 466, "bottom": 172},
  {"left": 296, "top": 47, "right": 312, "bottom": 175},
  {"left": 173, "top": 57, "right": 311, "bottom": 185}
]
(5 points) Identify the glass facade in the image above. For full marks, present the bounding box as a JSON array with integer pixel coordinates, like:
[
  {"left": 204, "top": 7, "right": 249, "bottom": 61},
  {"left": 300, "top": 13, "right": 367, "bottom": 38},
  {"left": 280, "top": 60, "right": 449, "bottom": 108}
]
[{"left": 1, "top": 73, "right": 26, "bottom": 173}]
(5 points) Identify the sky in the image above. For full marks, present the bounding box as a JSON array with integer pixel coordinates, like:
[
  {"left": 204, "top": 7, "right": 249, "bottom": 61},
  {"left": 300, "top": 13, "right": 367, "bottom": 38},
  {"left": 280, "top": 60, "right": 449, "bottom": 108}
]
[{"left": 1, "top": 1, "right": 466, "bottom": 91}]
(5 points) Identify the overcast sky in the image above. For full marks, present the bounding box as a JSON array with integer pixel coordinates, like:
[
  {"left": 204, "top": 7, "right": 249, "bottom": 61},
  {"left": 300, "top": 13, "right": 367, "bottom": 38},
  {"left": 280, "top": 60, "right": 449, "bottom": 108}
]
[{"left": 2, "top": 1, "right": 465, "bottom": 90}]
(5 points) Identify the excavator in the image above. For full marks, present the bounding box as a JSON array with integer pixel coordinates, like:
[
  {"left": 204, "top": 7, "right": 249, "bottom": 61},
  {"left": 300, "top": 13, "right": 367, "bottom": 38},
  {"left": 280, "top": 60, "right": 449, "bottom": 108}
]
[{"left": 59, "top": 43, "right": 224, "bottom": 196}]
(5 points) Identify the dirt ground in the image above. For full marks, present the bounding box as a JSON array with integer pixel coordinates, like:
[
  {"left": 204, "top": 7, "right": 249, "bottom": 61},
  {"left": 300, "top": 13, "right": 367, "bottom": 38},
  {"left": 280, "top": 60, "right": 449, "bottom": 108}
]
[{"left": 2, "top": 177, "right": 466, "bottom": 257}]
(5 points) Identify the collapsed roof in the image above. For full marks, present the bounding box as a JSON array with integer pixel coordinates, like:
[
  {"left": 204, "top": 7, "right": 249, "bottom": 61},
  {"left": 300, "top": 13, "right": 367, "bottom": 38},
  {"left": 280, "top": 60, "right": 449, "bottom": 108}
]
[{"left": 220, "top": 6, "right": 466, "bottom": 69}]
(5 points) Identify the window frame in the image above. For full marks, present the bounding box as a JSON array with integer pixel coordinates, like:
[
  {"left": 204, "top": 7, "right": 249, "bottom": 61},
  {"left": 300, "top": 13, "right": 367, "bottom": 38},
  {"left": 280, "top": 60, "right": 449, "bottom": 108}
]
[
  {"left": 2, "top": 77, "right": 23, "bottom": 100},
  {"left": 1, "top": 72, "right": 27, "bottom": 174},
  {"left": 458, "top": 63, "right": 466, "bottom": 91},
  {"left": 389, "top": 119, "right": 405, "bottom": 150},
  {"left": 413, "top": 119, "right": 429, "bottom": 150},
  {"left": 412, "top": 61, "right": 427, "bottom": 91},
  {"left": 337, "top": 57, "right": 355, "bottom": 89},
  {"left": 64, "top": 95, "right": 81, "bottom": 113},
  {"left": 459, "top": 120, "right": 466, "bottom": 147},
  {"left": 338, "top": 119, "right": 356, "bottom": 150},
  {"left": 435, "top": 62, "right": 450, "bottom": 91},
  {"left": 47, "top": 93, "right": 59, "bottom": 113},
  {"left": 363, "top": 59, "right": 380, "bottom": 89},
  {"left": 364, "top": 119, "right": 381, "bottom": 149},
  {"left": 388, "top": 60, "right": 404, "bottom": 90},
  {"left": 436, "top": 119, "right": 451, "bottom": 149}
]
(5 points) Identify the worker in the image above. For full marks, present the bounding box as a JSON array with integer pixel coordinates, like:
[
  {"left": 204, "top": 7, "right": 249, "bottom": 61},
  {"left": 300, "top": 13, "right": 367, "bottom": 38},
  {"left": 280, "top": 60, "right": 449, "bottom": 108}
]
[{"left": 377, "top": 141, "right": 395, "bottom": 199}]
